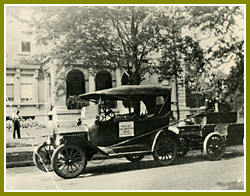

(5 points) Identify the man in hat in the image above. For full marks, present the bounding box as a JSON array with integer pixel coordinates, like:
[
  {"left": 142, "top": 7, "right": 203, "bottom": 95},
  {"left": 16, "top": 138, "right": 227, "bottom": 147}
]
[{"left": 13, "top": 110, "right": 21, "bottom": 139}]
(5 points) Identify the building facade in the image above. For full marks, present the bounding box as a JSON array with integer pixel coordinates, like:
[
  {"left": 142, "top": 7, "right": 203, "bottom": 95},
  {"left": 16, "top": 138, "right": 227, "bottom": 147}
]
[{"left": 5, "top": 11, "right": 48, "bottom": 123}]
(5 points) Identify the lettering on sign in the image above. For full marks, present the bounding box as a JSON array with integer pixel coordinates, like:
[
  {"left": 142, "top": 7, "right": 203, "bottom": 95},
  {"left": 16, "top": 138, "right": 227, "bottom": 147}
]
[
  {"left": 214, "top": 124, "right": 229, "bottom": 136},
  {"left": 119, "top": 121, "right": 134, "bottom": 137}
]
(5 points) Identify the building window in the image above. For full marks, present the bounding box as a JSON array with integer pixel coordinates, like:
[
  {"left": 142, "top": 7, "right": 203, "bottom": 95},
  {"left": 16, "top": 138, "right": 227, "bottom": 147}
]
[
  {"left": 20, "top": 75, "right": 33, "bottom": 102},
  {"left": 6, "top": 74, "right": 14, "bottom": 101},
  {"left": 6, "top": 84, "right": 14, "bottom": 101},
  {"left": 21, "top": 41, "right": 31, "bottom": 52},
  {"left": 96, "top": 70, "right": 116, "bottom": 108},
  {"left": 49, "top": 115, "right": 53, "bottom": 121}
]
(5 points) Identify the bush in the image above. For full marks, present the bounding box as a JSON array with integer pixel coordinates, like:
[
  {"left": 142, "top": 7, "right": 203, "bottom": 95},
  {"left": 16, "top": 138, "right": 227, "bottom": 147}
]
[
  {"left": 6, "top": 120, "right": 12, "bottom": 131},
  {"left": 67, "top": 95, "right": 89, "bottom": 109},
  {"left": 6, "top": 118, "right": 46, "bottom": 130}
]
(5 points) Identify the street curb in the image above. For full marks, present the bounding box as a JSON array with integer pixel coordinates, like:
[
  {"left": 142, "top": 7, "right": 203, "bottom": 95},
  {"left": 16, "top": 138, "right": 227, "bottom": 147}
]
[
  {"left": 6, "top": 151, "right": 34, "bottom": 168},
  {"left": 6, "top": 161, "right": 34, "bottom": 168}
]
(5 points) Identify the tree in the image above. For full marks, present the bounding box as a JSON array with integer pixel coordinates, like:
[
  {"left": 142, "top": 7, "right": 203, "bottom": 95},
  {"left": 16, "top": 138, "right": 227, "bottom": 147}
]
[
  {"left": 152, "top": 7, "right": 206, "bottom": 117},
  {"left": 22, "top": 6, "right": 163, "bottom": 85},
  {"left": 153, "top": 6, "right": 244, "bottom": 112},
  {"left": 224, "top": 40, "right": 244, "bottom": 112},
  {"left": 183, "top": 6, "right": 244, "bottom": 106}
]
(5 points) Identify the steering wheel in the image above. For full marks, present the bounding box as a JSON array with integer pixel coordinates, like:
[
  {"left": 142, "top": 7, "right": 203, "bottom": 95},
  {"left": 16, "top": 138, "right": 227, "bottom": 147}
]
[
  {"left": 105, "top": 107, "right": 116, "bottom": 119},
  {"left": 99, "top": 104, "right": 116, "bottom": 120}
]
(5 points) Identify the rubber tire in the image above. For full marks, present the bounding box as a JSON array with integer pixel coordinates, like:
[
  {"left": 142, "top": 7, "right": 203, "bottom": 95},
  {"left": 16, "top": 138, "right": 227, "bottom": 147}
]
[
  {"left": 153, "top": 137, "right": 177, "bottom": 166},
  {"left": 203, "top": 132, "right": 226, "bottom": 160},
  {"left": 33, "top": 142, "right": 54, "bottom": 172},
  {"left": 52, "top": 144, "right": 87, "bottom": 179},
  {"left": 125, "top": 154, "right": 144, "bottom": 163}
]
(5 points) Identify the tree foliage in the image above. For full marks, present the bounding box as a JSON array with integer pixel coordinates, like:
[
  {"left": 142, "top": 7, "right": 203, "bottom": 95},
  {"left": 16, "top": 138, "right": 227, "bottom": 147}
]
[
  {"left": 183, "top": 6, "right": 244, "bottom": 104},
  {"left": 226, "top": 40, "right": 244, "bottom": 95},
  {"left": 24, "top": 6, "right": 165, "bottom": 84},
  {"left": 155, "top": 7, "right": 205, "bottom": 80}
]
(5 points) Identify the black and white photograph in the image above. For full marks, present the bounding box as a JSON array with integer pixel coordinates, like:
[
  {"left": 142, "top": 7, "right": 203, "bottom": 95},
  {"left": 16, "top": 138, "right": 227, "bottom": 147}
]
[{"left": 4, "top": 4, "right": 245, "bottom": 191}]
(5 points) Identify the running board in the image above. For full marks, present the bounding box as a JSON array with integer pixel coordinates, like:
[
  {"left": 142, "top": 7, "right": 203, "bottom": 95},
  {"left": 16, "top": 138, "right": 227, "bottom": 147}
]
[
  {"left": 91, "top": 150, "right": 151, "bottom": 160},
  {"left": 108, "top": 150, "right": 151, "bottom": 157}
]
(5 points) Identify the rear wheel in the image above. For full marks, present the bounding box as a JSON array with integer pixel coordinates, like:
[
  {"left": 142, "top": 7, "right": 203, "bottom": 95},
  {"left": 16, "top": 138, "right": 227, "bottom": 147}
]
[
  {"left": 33, "top": 142, "right": 54, "bottom": 172},
  {"left": 153, "top": 137, "right": 177, "bottom": 166},
  {"left": 203, "top": 132, "right": 226, "bottom": 160},
  {"left": 125, "top": 154, "right": 144, "bottom": 163},
  {"left": 52, "top": 144, "right": 87, "bottom": 179}
]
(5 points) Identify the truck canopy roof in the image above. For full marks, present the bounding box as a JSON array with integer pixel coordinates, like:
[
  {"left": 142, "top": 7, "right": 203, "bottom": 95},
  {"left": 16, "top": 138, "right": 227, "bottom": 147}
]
[{"left": 79, "top": 85, "right": 172, "bottom": 101}]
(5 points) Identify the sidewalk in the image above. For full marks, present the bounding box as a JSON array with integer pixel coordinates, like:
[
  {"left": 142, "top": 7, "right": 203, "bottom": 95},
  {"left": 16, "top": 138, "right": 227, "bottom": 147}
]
[{"left": 5, "top": 126, "right": 84, "bottom": 168}]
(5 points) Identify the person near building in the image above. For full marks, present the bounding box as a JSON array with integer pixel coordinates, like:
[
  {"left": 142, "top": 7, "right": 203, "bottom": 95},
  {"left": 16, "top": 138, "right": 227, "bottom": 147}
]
[
  {"left": 205, "top": 97, "right": 215, "bottom": 112},
  {"left": 12, "top": 110, "right": 21, "bottom": 139},
  {"left": 76, "top": 118, "right": 82, "bottom": 126}
]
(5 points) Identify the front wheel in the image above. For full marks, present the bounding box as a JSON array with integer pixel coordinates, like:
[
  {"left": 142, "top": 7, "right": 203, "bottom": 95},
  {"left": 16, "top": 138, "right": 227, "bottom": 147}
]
[
  {"left": 153, "top": 137, "right": 177, "bottom": 166},
  {"left": 52, "top": 144, "right": 87, "bottom": 179},
  {"left": 33, "top": 142, "right": 54, "bottom": 172},
  {"left": 203, "top": 132, "right": 226, "bottom": 160}
]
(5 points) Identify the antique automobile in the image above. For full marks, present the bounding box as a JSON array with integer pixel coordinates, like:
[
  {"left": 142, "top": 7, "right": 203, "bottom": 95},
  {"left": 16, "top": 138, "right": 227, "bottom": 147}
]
[
  {"left": 33, "top": 85, "right": 180, "bottom": 179},
  {"left": 176, "top": 111, "right": 244, "bottom": 160}
]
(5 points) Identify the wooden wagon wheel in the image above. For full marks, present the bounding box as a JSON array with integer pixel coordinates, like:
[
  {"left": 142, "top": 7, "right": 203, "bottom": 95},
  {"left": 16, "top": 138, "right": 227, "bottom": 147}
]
[
  {"left": 33, "top": 142, "right": 54, "bottom": 172},
  {"left": 203, "top": 132, "right": 226, "bottom": 160}
]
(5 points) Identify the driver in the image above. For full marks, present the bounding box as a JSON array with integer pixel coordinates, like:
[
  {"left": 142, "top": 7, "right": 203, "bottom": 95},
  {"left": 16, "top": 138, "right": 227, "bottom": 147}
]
[{"left": 98, "top": 102, "right": 116, "bottom": 122}]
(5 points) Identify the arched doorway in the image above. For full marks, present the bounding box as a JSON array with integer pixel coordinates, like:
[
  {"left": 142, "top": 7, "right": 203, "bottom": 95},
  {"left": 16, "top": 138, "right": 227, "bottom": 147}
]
[
  {"left": 95, "top": 70, "right": 116, "bottom": 108},
  {"left": 95, "top": 70, "right": 112, "bottom": 91},
  {"left": 121, "top": 73, "right": 129, "bottom": 85},
  {"left": 66, "top": 69, "right": 85, "bottom": 109}
]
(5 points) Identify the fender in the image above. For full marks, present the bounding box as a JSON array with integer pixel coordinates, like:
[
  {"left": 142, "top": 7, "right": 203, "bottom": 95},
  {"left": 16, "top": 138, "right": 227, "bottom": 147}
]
[
  {"left": 151, "top": 130, "right": 164, "bottom": 152},
  {"left": 151, "top": 129, "right": 179, "bottom": 152},
  {"left": 61, "top": 135, "right": 108, "bottom": 156},
  {"left": 168, "top": 126, "right": 180, "bottom": 134}
]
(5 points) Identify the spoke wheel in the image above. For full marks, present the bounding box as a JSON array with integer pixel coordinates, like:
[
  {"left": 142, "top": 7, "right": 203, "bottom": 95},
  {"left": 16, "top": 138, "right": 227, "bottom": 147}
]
[
  {"left": 153, "top": 137, "right": 177, "bottom": 166},
  {"left": 203, "top": 133, "right": 226, "bottom": 160},
  {"left": 125, "top": 154, "right": 144, "bottom": 163},
  {"left": 52, "top": 144, "right": 87, "bottom": 179},
  {"left": 33, "top": 142, "right": 54, "bottom": 172}
]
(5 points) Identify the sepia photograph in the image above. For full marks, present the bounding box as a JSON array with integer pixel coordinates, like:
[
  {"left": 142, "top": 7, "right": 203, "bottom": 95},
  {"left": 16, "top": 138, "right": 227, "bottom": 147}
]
[{"left": 4, "top": 4, "right": 245, "bottom": 191}]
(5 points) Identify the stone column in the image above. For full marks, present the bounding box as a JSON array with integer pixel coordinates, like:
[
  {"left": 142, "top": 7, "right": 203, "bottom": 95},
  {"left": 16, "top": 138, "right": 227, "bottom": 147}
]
[
  {"left": 55, "top": 65, "right": 67, "bottom": 110},
  {"left": 15, "top": 68, "right": 21, "bottom": 107},
  {"left": 115, "top": 68, "right": 124, "bottom": 113},
  {"left": 116, "top": 68, "right": 121, "bottom": 87},
  {"left": 88, "top": 74, "right": 95, "bottom": 93},
  {"left": 84, "top": 71, "right": 98, "bottom": 121},
  {"left": 34, "top": 69, "right": 39, "bottom": 107},
  {"left": 165, "top": 75, "right": 177, "bottom": 120},
  {"left": 176, "top": 67, "right": 190, "bottom": 120}
]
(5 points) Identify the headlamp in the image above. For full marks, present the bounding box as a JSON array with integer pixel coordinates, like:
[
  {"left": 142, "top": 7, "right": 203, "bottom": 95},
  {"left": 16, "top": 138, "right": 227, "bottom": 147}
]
[
  {"left": 47, "top": 136, "right": 53, "bottom": 145},
  {"left": 54, "top": 135, "right": 64, "bottom": 146}
]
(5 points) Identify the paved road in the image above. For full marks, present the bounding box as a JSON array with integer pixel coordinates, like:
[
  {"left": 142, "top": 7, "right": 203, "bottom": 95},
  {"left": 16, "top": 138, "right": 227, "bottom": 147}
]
[{"left": 5, "top": 146, "right": 245, "bottom": 191}]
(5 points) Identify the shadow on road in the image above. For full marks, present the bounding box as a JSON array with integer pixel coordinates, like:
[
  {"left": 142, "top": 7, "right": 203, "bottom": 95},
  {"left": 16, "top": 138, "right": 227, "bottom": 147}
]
[
  {"left": 79, "top": 146, "right": 244, "bottom": 179},
  {"left": 216, "top": 181, "right": 244, "bottom": 190},
  {"left": 176, "top": 147, "right": 244, "bottom": 165}
]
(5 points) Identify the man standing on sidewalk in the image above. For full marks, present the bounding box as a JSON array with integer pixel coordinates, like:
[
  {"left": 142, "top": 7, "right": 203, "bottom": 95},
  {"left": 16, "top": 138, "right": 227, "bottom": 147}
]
[{"left": 13, "top": 110, "right": 21, "bottom": 139}]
